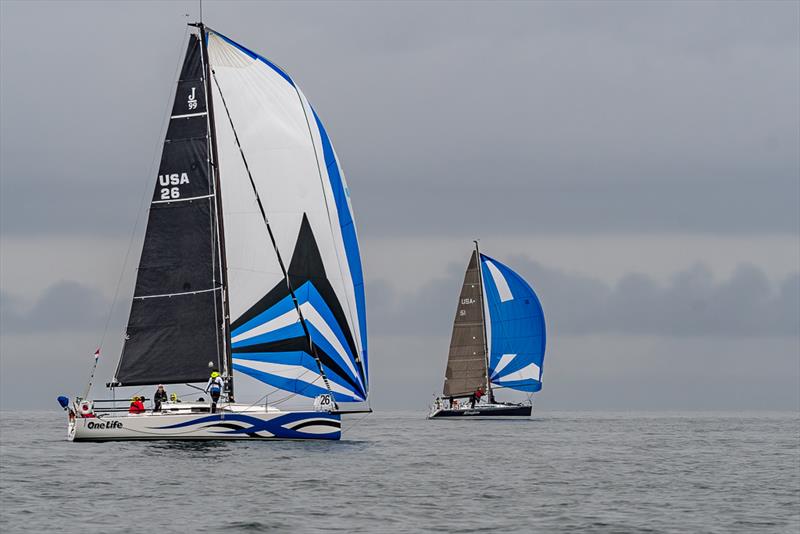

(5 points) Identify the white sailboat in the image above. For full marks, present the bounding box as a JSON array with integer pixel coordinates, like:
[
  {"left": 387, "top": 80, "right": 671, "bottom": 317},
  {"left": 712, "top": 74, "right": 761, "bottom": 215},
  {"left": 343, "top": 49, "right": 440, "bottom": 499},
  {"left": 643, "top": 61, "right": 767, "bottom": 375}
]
[
  {"left": 428, "top": 242, "right": 546, "bottom": 418},
  {"left": 61, "top": 21, "right": 370, "bottom": 441}
]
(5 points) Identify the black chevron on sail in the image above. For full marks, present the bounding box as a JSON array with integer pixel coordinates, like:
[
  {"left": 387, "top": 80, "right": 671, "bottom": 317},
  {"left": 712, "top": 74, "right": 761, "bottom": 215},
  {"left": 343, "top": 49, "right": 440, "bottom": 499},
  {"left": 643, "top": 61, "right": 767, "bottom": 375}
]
[{"left": 229, "top": 215, "right": 367, "bottom": 402}]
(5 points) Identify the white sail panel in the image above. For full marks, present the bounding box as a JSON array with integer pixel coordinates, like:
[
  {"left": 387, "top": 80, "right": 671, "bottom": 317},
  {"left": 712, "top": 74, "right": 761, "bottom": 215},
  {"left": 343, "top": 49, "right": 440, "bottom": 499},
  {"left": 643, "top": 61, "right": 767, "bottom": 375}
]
[{"left": 207, "top": 30, "right": 367, "bottom": 400}]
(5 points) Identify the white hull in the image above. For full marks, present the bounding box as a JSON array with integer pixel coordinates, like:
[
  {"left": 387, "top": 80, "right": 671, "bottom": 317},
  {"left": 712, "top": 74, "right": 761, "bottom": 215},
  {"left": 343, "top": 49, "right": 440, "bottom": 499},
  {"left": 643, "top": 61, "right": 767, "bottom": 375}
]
[{"left": 68, "top": 402, "right": 340, "bottom": 441}]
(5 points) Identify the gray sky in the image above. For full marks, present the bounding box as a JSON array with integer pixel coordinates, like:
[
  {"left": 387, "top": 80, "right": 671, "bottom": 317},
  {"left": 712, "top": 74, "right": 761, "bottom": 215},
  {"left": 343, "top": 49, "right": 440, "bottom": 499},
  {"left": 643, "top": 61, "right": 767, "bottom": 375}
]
[{"left": 1, "top": 0, "right": 798, "bottom": 410}]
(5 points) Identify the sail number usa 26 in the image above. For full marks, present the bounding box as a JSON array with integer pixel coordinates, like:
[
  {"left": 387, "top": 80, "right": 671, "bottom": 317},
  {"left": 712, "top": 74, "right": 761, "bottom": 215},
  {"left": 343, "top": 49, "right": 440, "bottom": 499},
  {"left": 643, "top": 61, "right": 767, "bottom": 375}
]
[{"left": 158, "top": 172, "right": 191, "bottom": 200}]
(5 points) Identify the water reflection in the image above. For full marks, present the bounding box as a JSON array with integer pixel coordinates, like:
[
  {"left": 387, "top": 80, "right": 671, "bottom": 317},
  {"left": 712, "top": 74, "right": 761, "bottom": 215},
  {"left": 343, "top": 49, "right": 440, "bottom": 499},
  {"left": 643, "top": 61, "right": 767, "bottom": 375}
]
[{"left": 145, "top": 439, "right": 229, "bottom": 457}]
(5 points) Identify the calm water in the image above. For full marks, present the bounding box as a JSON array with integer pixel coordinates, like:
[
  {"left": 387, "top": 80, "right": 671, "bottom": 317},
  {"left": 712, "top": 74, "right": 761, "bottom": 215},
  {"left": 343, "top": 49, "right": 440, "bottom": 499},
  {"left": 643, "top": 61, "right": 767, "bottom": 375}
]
[{"left": 1, "top": 411, "right": 798, "bottom": 533}]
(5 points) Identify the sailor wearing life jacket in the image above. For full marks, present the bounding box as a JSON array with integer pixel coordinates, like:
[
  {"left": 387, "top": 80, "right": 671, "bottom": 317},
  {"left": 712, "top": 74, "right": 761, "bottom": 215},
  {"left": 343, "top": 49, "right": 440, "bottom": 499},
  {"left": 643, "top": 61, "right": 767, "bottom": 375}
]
[{"left": 206, "top": 371, "right": 224, "bottom": 413}]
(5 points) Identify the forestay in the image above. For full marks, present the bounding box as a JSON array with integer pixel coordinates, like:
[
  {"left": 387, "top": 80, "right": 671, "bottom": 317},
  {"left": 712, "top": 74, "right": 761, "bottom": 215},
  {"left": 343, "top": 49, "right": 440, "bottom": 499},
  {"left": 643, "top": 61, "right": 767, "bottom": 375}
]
[
  {"left": 480, "top": 254, "right": 546, "bottom": 392},
  {"left": 206, "top": 30, "right": 368, "bottom": 403}
]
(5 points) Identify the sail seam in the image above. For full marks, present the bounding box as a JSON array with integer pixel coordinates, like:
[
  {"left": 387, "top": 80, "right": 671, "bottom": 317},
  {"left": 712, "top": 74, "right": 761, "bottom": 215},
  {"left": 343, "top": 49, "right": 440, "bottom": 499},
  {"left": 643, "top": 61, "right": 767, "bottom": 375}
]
[
  {"left": 171, "top": 111, "right": 208, "bottom": 119},
  {"left": 134, "top": 287, "right": 221, "bottom": 300},
  {"left": 151, "top": 193, "right": 214, "bottom": 204}
]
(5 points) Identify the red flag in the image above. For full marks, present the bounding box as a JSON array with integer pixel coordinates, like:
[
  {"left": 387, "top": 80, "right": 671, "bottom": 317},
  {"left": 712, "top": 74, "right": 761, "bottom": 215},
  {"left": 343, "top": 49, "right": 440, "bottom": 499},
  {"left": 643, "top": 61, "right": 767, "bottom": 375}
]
[{"left": 94, "top": 349, "right": 100, "bottom": 360}]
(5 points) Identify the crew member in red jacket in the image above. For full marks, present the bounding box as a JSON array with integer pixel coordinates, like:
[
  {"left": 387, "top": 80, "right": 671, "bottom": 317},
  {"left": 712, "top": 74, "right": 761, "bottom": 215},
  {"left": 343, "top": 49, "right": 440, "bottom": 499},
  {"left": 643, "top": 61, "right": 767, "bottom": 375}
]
[
  {"left": 472, "top": 386, "right": 484, "bottom": 408},
  {"left": 128, "top": 396, "right": 145, "bottom": 414}
]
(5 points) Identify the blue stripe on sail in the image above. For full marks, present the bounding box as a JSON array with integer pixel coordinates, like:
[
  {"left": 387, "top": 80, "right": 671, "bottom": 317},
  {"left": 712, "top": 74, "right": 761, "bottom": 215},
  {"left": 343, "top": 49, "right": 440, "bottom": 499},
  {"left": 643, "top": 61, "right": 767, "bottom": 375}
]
[
  {"left": 231, "top": 293, "right": 296, "bottom": 339},
  {"left": 300, "top": 283, "right": 353, "bottom": 366},
  {"left": 230, "top": 282, "right": 361, "bottom": 390},
  {"left": 233, "top": 361, "right": 363, "bottom": 403},
  {"left": 230, "top": 280, "right": 366, "bottom": 400},
  {"left": 302, "top": 283, "right": 364, "bottom": 390},
  {"left": 311, "top": 109, "right": 368, "bottom": 389},
  {"left": 231, "top": 322, "right": 305, "bottom": 349},
  {"left": 306, "top": 322, "right": 363, "bottom": 395},
  {"left": 233, "top": 351, "right": 363, "bottom": 400},
  {"left": 493, "top": 378, "right": 542, "bottom": 393},
  {"left": 480, "top": 254, "right": 547, "bottom": 393},
  {"left": 234, "top": 351, "right": 320, "bottom": 374},
  {"left": 209, "top": 30, "right": 295, "bottom": 87}
]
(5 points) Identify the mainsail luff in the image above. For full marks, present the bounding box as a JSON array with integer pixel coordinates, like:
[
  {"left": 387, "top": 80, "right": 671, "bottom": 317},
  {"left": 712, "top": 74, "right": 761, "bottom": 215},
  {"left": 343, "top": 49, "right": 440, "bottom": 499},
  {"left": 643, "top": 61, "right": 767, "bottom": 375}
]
[
  {"left": 473, "top": 241, "right": 494, "bottom": 403},
  {"left": 443, "top": 250, "right": 489, "bottom": 397},
  {"left": 197, "top": 23, "right": 234, "bottom": 397}
]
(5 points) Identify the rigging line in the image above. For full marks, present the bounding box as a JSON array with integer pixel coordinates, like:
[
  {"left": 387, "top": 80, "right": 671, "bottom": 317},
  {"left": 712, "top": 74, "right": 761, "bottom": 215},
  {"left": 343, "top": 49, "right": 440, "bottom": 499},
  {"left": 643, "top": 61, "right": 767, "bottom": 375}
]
[
  {"left": 474, "top": 242, "right": 493, "bottom": 402},
  {"left": 198, "top": 24, "right": 235, "bottom": 396},
  {"left": 210, "top": 69, "right": 338, "bottom": 405},
  {"left": 107, "top": 24, "right": 191, "bottom": 389},
  {"left": 225, "top": 393, "right": 268, "bottom": 413},
  {"left": 340, "top": 410, "right": 372, "bottom": 436},
  {"left": 197, "top": 24, "right": 225, "bottom": 386},
  {"left": 268, "top": 372, "right": 325, "bottom": 406}
]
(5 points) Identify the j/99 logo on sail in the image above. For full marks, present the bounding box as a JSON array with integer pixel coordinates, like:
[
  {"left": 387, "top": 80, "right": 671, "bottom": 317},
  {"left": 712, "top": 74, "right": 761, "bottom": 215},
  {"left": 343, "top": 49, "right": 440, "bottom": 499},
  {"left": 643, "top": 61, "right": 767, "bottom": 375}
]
[{"left": 159, "top": 172, "right": 190, "bottom": 200}]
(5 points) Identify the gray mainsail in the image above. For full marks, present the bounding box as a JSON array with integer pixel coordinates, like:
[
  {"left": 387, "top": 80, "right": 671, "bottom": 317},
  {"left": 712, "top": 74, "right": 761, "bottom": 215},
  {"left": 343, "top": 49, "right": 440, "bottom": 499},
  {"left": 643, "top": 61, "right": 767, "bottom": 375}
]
[{"left": 443, "top": 250, "right": 488, "bottom": 397}]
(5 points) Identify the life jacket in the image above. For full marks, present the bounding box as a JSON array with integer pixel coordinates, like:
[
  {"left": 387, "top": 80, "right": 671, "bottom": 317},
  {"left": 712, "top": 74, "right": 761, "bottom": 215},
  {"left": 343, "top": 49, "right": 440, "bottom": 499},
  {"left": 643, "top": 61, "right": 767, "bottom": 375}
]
[
  {"left": 129, "top": 401, "right": 145, "bottom": 414},
  {"left": 209, "top": 377, "right": 222, "bottom": 393}
]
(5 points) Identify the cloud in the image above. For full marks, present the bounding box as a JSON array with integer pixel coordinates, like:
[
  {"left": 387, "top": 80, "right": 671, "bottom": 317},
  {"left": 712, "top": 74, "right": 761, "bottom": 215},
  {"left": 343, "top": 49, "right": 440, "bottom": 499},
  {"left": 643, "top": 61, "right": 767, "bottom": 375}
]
[
  {"left": 368, "top": 259, "right": 800, "bottom": 338},
  {"left": 1, "top": 265, "right": 797, "bottom": 410},
  {"left": 6, "top": 259, "right": 795, "bottom": 340},
  {"left": 1, "top": 281, "right": 111, "bottom": 334},
  {"left": 1, "top": 1, "right": 798, "bottom": 239}
]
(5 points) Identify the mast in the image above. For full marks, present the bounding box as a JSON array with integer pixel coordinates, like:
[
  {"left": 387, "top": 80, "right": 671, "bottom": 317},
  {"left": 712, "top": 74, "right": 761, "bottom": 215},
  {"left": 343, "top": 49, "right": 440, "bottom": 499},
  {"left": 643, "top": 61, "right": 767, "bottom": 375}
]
[
  {"left": 196, "top": 22, "right": 234, "bottom": 398},
  {"left": 474, "top": 240, "right": 494, "bottom": 403}
]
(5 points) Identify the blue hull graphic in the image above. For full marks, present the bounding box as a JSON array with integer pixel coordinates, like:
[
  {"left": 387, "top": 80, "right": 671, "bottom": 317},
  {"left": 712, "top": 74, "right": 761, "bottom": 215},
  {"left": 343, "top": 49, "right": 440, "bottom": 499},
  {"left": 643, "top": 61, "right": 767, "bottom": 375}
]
[{"left": 70, "top": 411, "right": 341, "bottom": 441}]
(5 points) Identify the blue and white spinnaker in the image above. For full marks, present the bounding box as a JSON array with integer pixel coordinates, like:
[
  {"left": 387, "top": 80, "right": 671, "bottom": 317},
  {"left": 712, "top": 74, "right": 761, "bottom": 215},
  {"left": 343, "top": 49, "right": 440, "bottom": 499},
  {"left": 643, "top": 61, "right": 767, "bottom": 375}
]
[{"left": 480, "top": 254, "right": 546, "bottom": 393}]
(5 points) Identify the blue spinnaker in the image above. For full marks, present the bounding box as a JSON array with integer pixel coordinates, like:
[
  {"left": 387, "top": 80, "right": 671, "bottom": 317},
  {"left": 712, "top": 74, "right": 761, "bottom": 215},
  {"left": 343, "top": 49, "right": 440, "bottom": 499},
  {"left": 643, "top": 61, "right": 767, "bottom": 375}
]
[{"left": 480, "top": 254, "right": 546, "bottom": 393}]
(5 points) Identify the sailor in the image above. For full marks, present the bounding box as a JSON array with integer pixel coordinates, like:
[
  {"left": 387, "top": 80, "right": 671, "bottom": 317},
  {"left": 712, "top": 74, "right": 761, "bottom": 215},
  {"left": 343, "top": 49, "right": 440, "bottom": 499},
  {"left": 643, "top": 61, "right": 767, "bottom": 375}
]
[
  {"left": 472, "top": 386, "right": 484, "bottom": 408},
  {"left": 206, "top": 371, "right": 224, "bottom": 413},
  {"left": 128, "top": 396, "right": 145, "bottom": 414},
  {"left": 170, "top": 392, "right": 181, "bottom": 403},
  {"left": 153, "top": 384, "right": 168, "bottom": 412}
]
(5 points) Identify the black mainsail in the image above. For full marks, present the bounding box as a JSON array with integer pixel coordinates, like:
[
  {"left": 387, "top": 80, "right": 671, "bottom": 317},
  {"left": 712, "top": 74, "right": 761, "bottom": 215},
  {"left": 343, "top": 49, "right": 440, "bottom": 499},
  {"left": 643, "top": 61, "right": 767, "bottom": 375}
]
[
  {"left": 114, "top": 34, "right": 225, "bottom": 386},
  {"left": 443, "top": 249, "right": 489, "bottom": 397}
]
